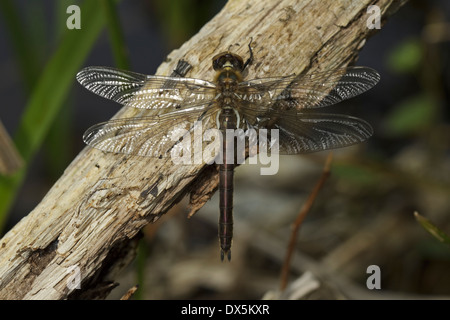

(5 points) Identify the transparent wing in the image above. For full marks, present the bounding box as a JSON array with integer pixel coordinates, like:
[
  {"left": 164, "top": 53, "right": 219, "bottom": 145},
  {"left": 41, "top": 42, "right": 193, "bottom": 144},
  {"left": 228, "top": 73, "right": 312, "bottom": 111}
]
[
  {"left": 83, "top": 108, "right": 218, "bottom": 158},
  {"left": 76, "top": 66, "right": 217, "bottom": 112},
  {"left": 238, "top": 66, "right": 380, "bottom": 112},
  {"left": 242, "top": 108, "right": 373, "bottom": 155}
]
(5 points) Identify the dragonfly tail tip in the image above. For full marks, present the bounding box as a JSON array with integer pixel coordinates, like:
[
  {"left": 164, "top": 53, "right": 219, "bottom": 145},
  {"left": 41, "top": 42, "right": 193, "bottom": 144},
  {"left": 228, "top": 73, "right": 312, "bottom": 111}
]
[{"left": 220, "top": 249, "right": 232, "bottom": 262}]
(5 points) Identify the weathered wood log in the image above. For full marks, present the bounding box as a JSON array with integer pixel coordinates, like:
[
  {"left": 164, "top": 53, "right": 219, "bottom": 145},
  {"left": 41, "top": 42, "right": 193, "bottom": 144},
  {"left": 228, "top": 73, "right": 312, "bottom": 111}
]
[{"left": 0, "top": 0, "right": 407, "bottom": 299}]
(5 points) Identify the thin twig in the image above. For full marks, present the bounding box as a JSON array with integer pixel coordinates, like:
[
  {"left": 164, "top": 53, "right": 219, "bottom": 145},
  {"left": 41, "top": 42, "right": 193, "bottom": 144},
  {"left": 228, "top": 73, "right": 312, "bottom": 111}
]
[
  {"left": 279, "top": 152, "right": 333, "bottom": 291},
  {"left": 120, "top": 285, "right": 139, "bottom": 300}
]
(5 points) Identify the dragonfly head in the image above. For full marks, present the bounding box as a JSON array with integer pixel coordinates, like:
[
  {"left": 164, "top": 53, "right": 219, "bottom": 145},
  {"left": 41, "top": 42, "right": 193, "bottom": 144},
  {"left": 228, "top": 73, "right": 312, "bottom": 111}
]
[{"left": 212, "top": 52, "right": 245, "bottom": 72}]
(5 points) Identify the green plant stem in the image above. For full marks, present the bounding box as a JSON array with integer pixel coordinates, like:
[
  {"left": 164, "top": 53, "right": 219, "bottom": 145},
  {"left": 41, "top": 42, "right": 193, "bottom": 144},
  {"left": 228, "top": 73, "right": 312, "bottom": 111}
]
[
  {"left": 0, "top": 0, "right": 40, "bottom": 93},
  {"left": 101, "top": 0, "right": 130, "bottom": 69}
]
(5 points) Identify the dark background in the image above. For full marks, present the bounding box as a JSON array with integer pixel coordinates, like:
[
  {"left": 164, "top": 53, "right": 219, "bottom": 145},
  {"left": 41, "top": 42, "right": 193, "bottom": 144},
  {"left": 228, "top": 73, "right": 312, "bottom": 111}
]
[{"left": 0, "top": 0, "right": 449, "bottom": 299}]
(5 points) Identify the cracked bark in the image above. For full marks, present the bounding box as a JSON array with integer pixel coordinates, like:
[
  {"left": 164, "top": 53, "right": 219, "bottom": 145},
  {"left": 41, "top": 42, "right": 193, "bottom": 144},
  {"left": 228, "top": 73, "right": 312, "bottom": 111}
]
[{"left": 0, "top": 0, "right": 407, "bottom": 299}]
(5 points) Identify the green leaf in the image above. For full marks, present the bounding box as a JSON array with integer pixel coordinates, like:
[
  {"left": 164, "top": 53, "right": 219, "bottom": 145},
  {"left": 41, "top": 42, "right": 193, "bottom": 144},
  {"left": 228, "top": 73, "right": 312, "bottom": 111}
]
[
  {"left": 382, "top": 93, "right": 437, "bottom": 136},
  {"left": 332, "top": 163, "right": 381, "bottom": 186},
  {"left": 0, "top": 0, "right": 107, "bottom": 232},
  {"left": 387, "top": 37, "right": 423, "bottom": 74},
  {"left": 415, "top": 212, "right": 450, "bottom": 245}
]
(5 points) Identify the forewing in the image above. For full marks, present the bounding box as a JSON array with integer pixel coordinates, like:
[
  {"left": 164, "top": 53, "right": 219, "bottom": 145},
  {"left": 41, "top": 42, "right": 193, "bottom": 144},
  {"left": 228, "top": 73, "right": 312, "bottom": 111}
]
[
  {"left": 76, "top": 66, "right": 217, "bottom": 112},
  {"left": 83, "top": 108, "right": 218, "bottom": 158},
  {"left": 243, "top": 109, "right": 373, "bottom": 155},
  {"left": 238, "top": 66, "right": 380, "bottom": 112}
]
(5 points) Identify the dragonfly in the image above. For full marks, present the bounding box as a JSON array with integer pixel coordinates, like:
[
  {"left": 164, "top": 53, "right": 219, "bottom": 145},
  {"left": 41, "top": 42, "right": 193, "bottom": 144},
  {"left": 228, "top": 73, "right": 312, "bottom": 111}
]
[{"left": 76, "top": 43, "right": 380, "bottom": 261}]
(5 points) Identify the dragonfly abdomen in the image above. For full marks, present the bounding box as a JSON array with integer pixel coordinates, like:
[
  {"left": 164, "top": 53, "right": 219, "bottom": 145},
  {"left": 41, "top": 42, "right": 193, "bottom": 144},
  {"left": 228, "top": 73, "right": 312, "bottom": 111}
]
[
  {"left": 218, "top": 108, "right": 239, "bottom": 261},
  {"left": 219, "top": 163, "right": 234, "bottom": 261}
]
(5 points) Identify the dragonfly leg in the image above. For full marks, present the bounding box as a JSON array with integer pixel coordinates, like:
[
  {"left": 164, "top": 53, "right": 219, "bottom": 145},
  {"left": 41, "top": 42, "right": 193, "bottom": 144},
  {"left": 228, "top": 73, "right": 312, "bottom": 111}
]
[{"left": 243, "top": 37, "right": 254, "bottom": 71}]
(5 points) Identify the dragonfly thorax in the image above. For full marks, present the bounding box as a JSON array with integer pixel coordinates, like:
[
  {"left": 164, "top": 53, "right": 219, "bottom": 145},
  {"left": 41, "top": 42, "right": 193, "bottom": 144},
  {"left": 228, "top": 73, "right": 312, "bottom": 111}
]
[{"left": 214, "top": 69, "right": 241, "bottom": 109}]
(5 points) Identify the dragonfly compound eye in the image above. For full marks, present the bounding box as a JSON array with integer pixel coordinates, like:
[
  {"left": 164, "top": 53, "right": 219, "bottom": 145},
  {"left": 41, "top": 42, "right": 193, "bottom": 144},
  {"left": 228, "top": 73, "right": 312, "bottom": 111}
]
[{"left": 212, "top": 53, "right": 245, "bottom": 71}]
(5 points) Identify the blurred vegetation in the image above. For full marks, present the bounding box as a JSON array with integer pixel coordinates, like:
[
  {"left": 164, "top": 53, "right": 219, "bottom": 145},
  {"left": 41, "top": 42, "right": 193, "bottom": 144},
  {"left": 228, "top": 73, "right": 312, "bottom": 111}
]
[
  {"left": 415, "top": 211, "right": 450, "bottom": 246},
  {"left": 152, "top": 0, "right": 224, "bottom": 48},
  {"left": 0, "top": 0, "right": 449, "bottom": 299},
  {"left": 0, "top": 0, "right": 113, "bottom": 231}
]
